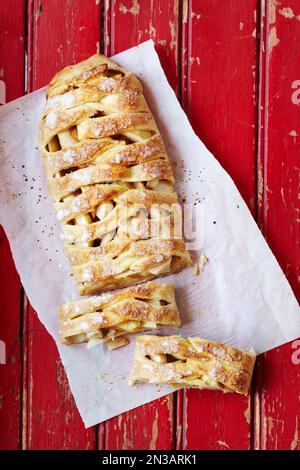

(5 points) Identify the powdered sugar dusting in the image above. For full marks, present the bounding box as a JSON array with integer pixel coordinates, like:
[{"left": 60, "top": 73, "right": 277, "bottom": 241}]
[
  {"left": 45, "top": 112, "right": 58, "bottom": 129},
  {"left": 91, "top": 313, "right": 104, "bottom": 325},
  {"left": 160, "top": 339, "right": 179, "bottom": 354},
  {"left": 56, "top": 208, "right": 70, "bottom": 221},
  {"left": 82, "top": 268, "right": 93, "bottom": 282},
  {"left": 71, "top": 197, "right": 89, "bottom": 214},
  {"left": 155, "top": 254, "right": 164, "bottom": 263},
  {"left": 79, "top": 230, "right": 90, "bottom": 243},
  {"left": 141, "top": 145, "right": 160, "bottom": 157},
  {"left": 142, "top": 362, "right": 154, "bottom": 372},
  {"left": 160, "top": 363, "right": 176, "bottom": 380},
  {"left": 79, "top": 321, "right": 90, "bottom": 331},
  {"left": 99, "top": 292, "right": 113, "bottom": 303},
  {"left": 61, "top": 231, "right": 75, "bottom": 242},
  {"left": 212, "top": 346, "right": 227, "bottom": 360},
  {"left": 63, "top": 149, "right": 76, "bottom": 164},
  {"left": 114, "top": 153, "right": 124, "bottom": 164},
  {"left": 46, "top": 92, "right": 75, "bottom": 110},
  {"left": 99, "top": 78, "right": 117, "bottom": 92},
  {"left": 72, "top": 168, "right": 93, "bottom": 184}
]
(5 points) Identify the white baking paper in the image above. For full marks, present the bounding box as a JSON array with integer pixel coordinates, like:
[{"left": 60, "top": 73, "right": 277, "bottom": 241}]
[{"left": 0, "top": 40, "right": 299, "bottom": 427}]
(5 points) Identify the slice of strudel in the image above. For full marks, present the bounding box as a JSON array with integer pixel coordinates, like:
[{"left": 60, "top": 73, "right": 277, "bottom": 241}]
[
  {"left": 40, "top": 54, "right": 191, "bottom": 295},
  {"left": 128, "top": 335, "right": 256, "bottom": 394},
  {"left": 59, "top": 282, "right": 180, "bottom": 350}
]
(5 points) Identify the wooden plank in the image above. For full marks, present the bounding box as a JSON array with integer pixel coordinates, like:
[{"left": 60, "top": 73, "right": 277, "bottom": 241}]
[
  {"left": 256, "top": 0, "right": 300, "bottom": 450},
  {"left": 180, "top": 0, "right": 258, "bottom": 449},
  {"left": 27, "top": 0, "right": 102, "bottom": 90},
  {"left": 104, "top": 396, "right": 174, "bottom": 450},
  {"left": 109, "top": 0, "right": 181, "bottom": 93},
  {"left": 23, "top": 0, "right": 101, "bottom": 449},
  {"left": 103, "top": 0, "right": 182, "bottom": 450},
  {"left": 0, "top": 0, "right": 25, "bottom": 450},
  {"left": 184, "top": 0, "right": 258, "bottom": 212}
]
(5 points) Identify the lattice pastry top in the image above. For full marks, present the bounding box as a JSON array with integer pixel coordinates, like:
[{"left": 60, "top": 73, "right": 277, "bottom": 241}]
[
  {"left": 59, "top": 282, "right": 180, "bottom": 350},
  {"left": 129, "top": 335, "right": 256, "bottom": 394},
  {"left": 40, "top": 54, "right": 191, "bottom": 295}
]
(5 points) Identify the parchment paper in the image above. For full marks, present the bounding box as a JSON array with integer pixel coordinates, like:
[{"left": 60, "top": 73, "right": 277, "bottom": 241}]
[{"left": 0, "top": 40, "right": 299, "bottom": 427}]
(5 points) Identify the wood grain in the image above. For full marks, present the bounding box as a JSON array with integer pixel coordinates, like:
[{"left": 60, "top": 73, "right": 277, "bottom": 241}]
[
  {"left": 0, "top": 0, "right": 25, "bottom": 450},
  {"left": 179, "top": 0, "right": 257, "bottom": 450},
  {"left": 23, "top": 0, "right": 101, "bottom": 449}
]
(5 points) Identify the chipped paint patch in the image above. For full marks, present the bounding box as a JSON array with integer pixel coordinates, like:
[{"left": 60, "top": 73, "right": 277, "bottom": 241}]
[
  {"left": 278, "top": 7, "right": 300, "bottom": 21},
  {"left": 149, "top": 2, "right": 157, "bottom": 40},
  {"left": 150, "top": 409, "right": 158, "bottom": 449},
  {"left": 257, "top": 161, "right": 263, "bottom": 209},
  {"left": 119, "top": 0, "right": 140, "bottom": 15},
  {"left": 182, "top": 393, "right": 188, "bottom": 449},
  {"left": 280, "top": 187, "right": 286, "bottom": 207},
  {"left": 279, "top": 7, "right": 294, "bottom": 19},
  {"left": 149, "top": 24, "right": 156, "bottom": 38},
  {"left": 189, "top": 56, "right": 200, "bottom": 65},
  {"left": 65, "top": 410, "right": 70, "bottom": 425},
  {"left": 291, "top": 416, "right": 299, "bottom": 449},
  {"left": 269, "top": 0, "right": 279, "bottom": 24},
  {"left": 192, "top": 12, "right": 201, "bottom": 20},
  {"left": 122, "top": 421, "right": 128, "bottom": 450},
  {"left": 268, "top": 26, "right": 280, "bottom": 54},
  {"left": 262, "top": 415, "right": 270, "bottom": 448},
  {"left": 56, "top": 359, "right": 72, "bottom": 401},
  {"left": 183, "top": 0, "right": 188, "bottom": 24},
  {"left": 37, "top": 2, "right": 43, "bottom": 17},
  {"left": 252, "top": 28, "right": 256, "bottom": 38},
  {"left": 217, "top": 440, "right": 230, "bottom": 449},
  {"left": 262, "top": 0, "right": 266, "bottom": 18},
  {"left": 158, "top": 39, "right": 167, "bottom": 46},
  {"left": 0, "top": 79, "right": 6, "bottom": 105},
  {"left": 254, "top": 391, "right": 261, "bottom": 450},
  {"left": 166, "top": 395, "right": 173, "bottom": 425},
  {"left": 244, "top": 399, "right": 251, "bottom": 425},
  {"left": 177, "top": 423, "right": 182, "bottom": 447},
  {"left": 268, "top": 416, "right": 274, "bottom": 440},
  {"left": 289, "top": 129, "right": 298, "bottom": 144},
  {"left": 169, "top": 20, "right": 176, "bottom": 51},
  {"left": 240, "top": 22, "right": 244, "bottom": 31}
]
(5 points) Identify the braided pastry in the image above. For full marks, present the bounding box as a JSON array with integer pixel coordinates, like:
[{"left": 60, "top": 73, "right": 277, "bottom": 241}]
[
  {"left": 59, "top": 282, "right": 180, "bottom": 350},
  {"left": 40, "top": 54, "right": 191, "bottom": 295},
  {"left": 129, "top": 335, "right": 256, "bottom": 394}
]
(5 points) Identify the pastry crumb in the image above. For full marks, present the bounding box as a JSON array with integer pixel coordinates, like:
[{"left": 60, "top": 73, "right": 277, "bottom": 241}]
[
  {"left": 193, "top": 254, "right": 209, "bottom": 276},
  {"left": 107, "top": 336, "right": 129, "bottom": 350},
  {"left": 99, "top": 373, "right": 108, "bottom": 380},
  {"left": 193, "top": 263, "right": 200, "bottom": 276}
]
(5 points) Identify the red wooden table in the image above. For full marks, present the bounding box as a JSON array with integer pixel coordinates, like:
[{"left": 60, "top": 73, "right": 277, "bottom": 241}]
[{"left": 0, "top": 0, "right": 299, "bottom": 450}]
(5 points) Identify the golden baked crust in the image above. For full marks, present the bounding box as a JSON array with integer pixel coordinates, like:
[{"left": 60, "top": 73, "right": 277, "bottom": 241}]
[
  {"left": 128, "top": 335, "right": 256, "bottom": 394},
  {"left": 40, "top": 54, "right": 191, "bottom": 295},
  {"left": 59, "top": 282, "right": 180, "bottom": 349}
]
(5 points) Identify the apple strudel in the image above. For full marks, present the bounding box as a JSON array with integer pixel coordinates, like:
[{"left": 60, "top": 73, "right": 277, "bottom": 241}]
[
  {"left": 128, "top": 335, "right": 256, "bottom": 394},
  {"left": 40, "top": 54, "right": 191, "bottom": 295},
  {"left": 59, "top": 282, "right": 180, "bottom": 349}
]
